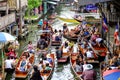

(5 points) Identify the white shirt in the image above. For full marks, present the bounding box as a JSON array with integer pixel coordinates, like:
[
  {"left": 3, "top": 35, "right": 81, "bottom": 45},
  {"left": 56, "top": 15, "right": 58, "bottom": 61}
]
[
  {"left": 5, "top": 59, "right": 14, "bottom": 69},
  {"left": 38, "top": 64, "right": 43, "bottom": 71},
  {"left": 63, "top": 47, "right": 69, "bottom": 53},
  {"left": 86, "top": 51, "right": 94, "bottom": 58},
  {"left": 96, "top": 38, "right": 102, "bottom": 43},
  {"left": 83, "top": 64, "right": 88, "bottom": 71}
]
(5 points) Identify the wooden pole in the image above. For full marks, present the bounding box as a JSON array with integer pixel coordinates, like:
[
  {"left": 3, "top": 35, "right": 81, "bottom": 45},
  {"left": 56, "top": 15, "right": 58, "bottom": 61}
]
[{"left": 2, "top": 43, "right": 5, "bottom": 80}]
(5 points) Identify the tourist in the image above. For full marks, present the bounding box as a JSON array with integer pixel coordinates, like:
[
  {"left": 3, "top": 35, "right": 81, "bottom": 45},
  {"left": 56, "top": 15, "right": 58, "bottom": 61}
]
[
  {"left": 46, "top": 54, "right": 53, "bottom": 64},
  {"left": 38, "top": 59, "right": 44, "bottom": 72},
  {"left": 109, "top": 54, "right": 119, "bottom": 69},
  {"left": 27, "top": 41, "right": 34, "bottom": 53},
  {"left": 81, "top": 64, "right": 96, "bottom": 80},
  {"left": 63, "top": 23, "right": 68, "bottom": 33},
  {"left": 37, "top": 37, "right": 47, "bottom": 49},
  {"left": 56, "top": 47, "right": 63, "bottom": 59},
  {"left": 45, "top": 63, "right": 52, "bottom": 71},
  {"left": 74, "top": 59, "right": 83, "bottom": 73},
  {"left": 5, "top": 57, "right": 15, "bottom": 73},
  {"left": 85, "top": 48, "right": 94, "bottom": 59},
  {"left": 23, "top": 51, "right": 30, "bottom": 59},
  {"left": 6, "top": 49, "right": 17, "bottom": 59},
  {"left": 38, "top": 19, "right": 43, "bottom": 28},
  {"left": 18, "top": 56, "right": 28, "bottom": 72},
  {"left": 30, "top": 65, "right": 42, "bottom": 80}
]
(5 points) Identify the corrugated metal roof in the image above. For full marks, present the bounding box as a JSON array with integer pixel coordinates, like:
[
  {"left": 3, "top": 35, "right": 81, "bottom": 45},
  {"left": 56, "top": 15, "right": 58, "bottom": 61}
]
[{"left": 79, "top": 0, "right": 112, "bottom": 6}]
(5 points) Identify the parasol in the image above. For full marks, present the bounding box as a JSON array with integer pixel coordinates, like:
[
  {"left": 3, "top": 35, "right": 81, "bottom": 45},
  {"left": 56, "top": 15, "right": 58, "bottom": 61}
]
[{"left": 103, "top": 69, "right": 120, "bottom": 80}]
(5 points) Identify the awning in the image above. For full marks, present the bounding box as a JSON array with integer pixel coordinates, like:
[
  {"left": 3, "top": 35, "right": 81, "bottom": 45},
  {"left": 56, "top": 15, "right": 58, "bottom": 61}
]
[
  {"left": 79, "top": 0, "right": 112, "bottom": 6},
  {"left": 47, "top": 1, "right": 58, "bottom": 5}
]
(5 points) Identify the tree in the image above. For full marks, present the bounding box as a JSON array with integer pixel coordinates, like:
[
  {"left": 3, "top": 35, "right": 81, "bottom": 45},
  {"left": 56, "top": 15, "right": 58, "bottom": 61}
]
[{"left": 26, "top": 0, "right": 42, "bottom": 16}]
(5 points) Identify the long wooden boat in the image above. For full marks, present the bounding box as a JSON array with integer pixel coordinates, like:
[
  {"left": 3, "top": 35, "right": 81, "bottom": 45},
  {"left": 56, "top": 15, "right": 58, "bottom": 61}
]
[
  {"left": 14, "top": 52, "right": 35, "bottom": 79},
  {"left": 57, "top": 16, "right": 80, "bottom": 23},
  {"left": 70, "top": 53, "right": 82, "bottom": 80},
  {"left": 36, "top": 30, "right": 52, "bottom": 51},
  {"left": 41, "top": 53, "right": 55, "bottom": 80},
  {"left": 63, "top": 33, "right": 78, "bottom": 42}
]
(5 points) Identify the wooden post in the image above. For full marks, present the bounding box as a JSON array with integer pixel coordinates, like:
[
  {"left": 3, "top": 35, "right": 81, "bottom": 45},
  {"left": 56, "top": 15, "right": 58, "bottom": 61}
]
[{"left": 2, "top": 43, "right": 5, "bottom": 80}]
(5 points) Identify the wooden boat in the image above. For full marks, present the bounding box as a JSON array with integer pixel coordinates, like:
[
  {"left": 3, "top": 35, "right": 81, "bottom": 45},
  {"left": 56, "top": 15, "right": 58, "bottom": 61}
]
[
  {"left": 63, "top": 33, "right": 78, "bottom": 42},
  {"left": 36, "top": 30, "right": 52, "bottom": 51},
  {"left": 14, "top": 51, "right": 35, "bottom": 79},
  {"left": 57, "top": 16, "right": 79, "bottom": 23},
  {"left": 40, "top": 53, "right": 55, "bottom": 80},
  {"left": 70, "top": 53, "right": 82, "bottom": 80}
]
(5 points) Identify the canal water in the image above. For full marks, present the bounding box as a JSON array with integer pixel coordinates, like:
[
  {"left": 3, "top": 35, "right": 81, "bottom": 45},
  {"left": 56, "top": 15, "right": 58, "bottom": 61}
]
[{"left": 6, "top": 3, "right": 101, "bottom": 80}]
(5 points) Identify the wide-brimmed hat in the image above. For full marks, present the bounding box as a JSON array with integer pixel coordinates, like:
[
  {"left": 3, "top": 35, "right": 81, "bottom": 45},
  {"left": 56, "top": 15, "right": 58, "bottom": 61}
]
[
  {"left": 85, "top": 64, "right": 93, "bottom": 70},
  {"left": 46, "top": 54, "right": 51, "bottom": 58}
]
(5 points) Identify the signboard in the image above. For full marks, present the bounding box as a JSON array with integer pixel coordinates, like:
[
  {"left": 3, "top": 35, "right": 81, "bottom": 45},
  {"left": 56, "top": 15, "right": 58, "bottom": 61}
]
[
  {"left": 79, "top": 0, "right": 111, "bottom": 6},
  {"left": 0, "top": 13, "right": 16, "bottom": 30},
  {"left": 8, "top": 0, "right": 16, "bottom": 9}
]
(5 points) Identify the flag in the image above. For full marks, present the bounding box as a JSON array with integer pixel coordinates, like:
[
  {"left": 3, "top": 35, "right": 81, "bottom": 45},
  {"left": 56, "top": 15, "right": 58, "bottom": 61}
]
[
  {"left": 114, "top": 24, "right": 120, "bottom": 46},
  {"left": 102, "top": 15, "right": 108, "bottom": 32}
]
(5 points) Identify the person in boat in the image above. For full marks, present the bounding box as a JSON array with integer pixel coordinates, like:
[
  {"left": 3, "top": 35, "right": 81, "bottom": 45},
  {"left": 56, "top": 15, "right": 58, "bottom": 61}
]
[
  {"left": 52, "top": 29, "right": 57, "bottom": 41},
  {"left": 38, "top": 59, "right": 44, "bottom": 72},
  {"left": 38, "top": 19, "right": 43, "bottom": 28},
  {"left": 85, "top": 48, "right": 94, "bottom": 59},
  {"left": 62, "top": 41, "right": 69, "bottom": 53},
  {"left": 47, "top": 24, "right": 53, "bottom": 33},
  {"left": 5, "top": 57, "right": 15, "bottom": 73},
  {"left": 44, "top": 63, "right": 52, "bottom": 71},
  {"left": 74, "top": 58, "right": 83, "bottom": 73},
  {"left": 109, "top": 54, "right": 119, "bottom": 69},
  {"left": 27, "top": 41, "right": 35, "bottom": 53},
  {"left": 63, "top": 23, "right": 68, "bottom": 33},
  {"left": 6, "top": 48, "right": 17, "bottom": 59},
  {"left": 46, "top": 54, "right": 53, "bottom": 64},
  {"left": 30, "top": 65, "right": 43, "bottom": 80},
  {"left": 56, "top": 46, "right": 63, "bottom": 59},
  {"left": 18, "top": 56, "right": 28, "bottom": 72},
  {"left": 73, "top": 43, "right": 78, "bottom": 53},
  {"left": 37, "top": 36, "right": 48, "bottom": 49},
  {"left": 58, "top": 30, "right": 62, "bottom": 38},
  {"left": 23, "top": 51, "right": 30, "bottom": 59},
  {"left": 81, "top": 64, "right": 96, "bottom": 80}
]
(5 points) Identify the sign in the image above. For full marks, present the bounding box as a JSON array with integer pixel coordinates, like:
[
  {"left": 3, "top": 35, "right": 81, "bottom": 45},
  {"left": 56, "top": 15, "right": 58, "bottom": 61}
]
[
  {"left": 0, "top": 13, "right": 16, "bottom": 30},
  {"left": 8, "top": 0, "right": 16, "bottom": 9},
  {"left": 79, "top": 0, "right": 111, "bottom": 6}
]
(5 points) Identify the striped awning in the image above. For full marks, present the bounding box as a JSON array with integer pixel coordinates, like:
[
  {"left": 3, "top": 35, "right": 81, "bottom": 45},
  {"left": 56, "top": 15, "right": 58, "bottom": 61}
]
[{"left": 79, "top": 0, "right": 112, "bottom": 6}]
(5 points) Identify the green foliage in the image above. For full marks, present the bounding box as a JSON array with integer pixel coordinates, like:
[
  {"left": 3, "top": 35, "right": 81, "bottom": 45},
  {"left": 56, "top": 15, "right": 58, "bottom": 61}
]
[{"left": 28, "top": 0, "right": 42, "bottom": 10}]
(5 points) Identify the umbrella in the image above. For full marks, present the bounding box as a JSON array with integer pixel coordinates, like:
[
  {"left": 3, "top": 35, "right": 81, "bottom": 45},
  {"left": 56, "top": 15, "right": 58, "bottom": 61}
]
[
  {"left": 0, "top": 32, "right": 16, "bottom": 42},
  {"left": 103, "top": 69, "right": 120, "bottom": 80},
  {"left": 0, "top": 32, "right": 16, "bottom": 80}
]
